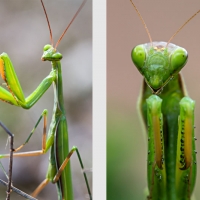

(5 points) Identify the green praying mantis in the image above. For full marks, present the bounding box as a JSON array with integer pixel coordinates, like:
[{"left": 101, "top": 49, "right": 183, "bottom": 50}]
[
  {"left": 130, "top": 1, "right": 199, "bottom": 199},
  {"left": 0, "top": 0, "right": 92, "bottom": 200}
]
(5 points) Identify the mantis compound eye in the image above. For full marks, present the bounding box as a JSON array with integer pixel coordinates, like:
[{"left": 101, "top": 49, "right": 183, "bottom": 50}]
[
  {"left": 52, "top": 52, "right": 62, "bottom": 60},
  {"left": 170, "top": 47, "right": 188, "bottom": 75},
  {"left": 43, "top": 44, "right": 52, "bottom": 51},
  {"left": 131, "top": 45, "right": 146, "bottom": 75}
]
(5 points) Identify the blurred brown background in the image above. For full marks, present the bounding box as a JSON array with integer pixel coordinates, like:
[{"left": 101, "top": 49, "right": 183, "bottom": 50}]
[
  {"left": 0, "top": 0, "right": 92, "bottom": 200},
  {"left": 107, "top": 0, "right": 200, "bottom": 199}
]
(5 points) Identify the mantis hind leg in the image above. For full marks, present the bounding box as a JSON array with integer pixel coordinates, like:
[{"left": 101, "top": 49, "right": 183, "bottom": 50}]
[
  {"left": 14, "top": 109, "right": 48, "bottom": 152},
  {"left": 31, "top": 146, "right": 92, "bottom": 200},
  {"left": 0, "top": 109, "right": 48, "bottom": 158}
]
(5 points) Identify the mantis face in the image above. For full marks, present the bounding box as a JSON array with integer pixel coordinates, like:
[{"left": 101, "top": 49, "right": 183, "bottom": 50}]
[
  {"left": 41, "top": 44, "right": 63, "bottom": 61},
  {"left": 131, "top": 42, "right": 188, "bottom": 93}
]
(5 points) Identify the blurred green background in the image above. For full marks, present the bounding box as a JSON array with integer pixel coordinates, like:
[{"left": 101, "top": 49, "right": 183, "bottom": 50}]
[
  {"left": 0, "top": 0, "right": 92, "bottom": 200},
  {"left": 107, "top": 1, "right": 200, "bottom": 199}
]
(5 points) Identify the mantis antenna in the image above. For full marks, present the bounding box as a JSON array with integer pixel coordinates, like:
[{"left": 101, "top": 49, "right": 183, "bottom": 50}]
[
  {"left": 40, "top": 0, "right": 87, "bottom": 50},
  {"left": 167, "top": 9, "right": 200, "bottom": 46},
  {"left": 55, "top": 0, "right": 87, "bottom": 49},
  {"left": 130, "top": 0, "right": 153, "bottom": 46},
  {"left": 40, "top": 0, "right": 54, "bottom": 47}
]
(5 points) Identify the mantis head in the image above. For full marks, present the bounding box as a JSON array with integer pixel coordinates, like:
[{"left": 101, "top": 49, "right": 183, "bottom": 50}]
[
  {"left": 129, "top": 1, "right": 197, "bottom": 94},
  {"left": 131, "top": 42, "right": 188, "bottom": 94},
  {"left": 40, "top": 0, "right": 86, "bottom": 63},
  {"left": 41, "top": 44, "right": 62, "bottom": 61}
]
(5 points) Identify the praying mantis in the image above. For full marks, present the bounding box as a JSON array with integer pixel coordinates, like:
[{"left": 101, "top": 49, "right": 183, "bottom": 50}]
[
  {"left": 0, "top": 0, "right": 92, "bottom": 199},
  {"left": 107, "top": 1, "right": 200, "bottom": 200},
  {"left": 130, "top": 1, "right": 199, "bottom": 199}
]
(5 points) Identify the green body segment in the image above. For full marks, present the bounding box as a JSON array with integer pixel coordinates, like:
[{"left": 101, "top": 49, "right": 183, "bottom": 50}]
[
  {"left": 45, "top": 60, "right": 73, "bottom": 200},
  {"left": 132, "top": 42, "right": 197, "bottom": 199}
]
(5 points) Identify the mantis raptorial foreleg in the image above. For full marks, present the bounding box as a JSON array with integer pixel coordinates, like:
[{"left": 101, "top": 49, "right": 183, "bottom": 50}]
[
  {"left": 176, "top": 97, "right": 196, "bottom": 199},
  {"left": 146, "top": 95, "right": 166, "bottom": 199},
  {"left": 145, "top": 93, "right": 196, "bottom": 199}
]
